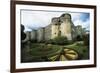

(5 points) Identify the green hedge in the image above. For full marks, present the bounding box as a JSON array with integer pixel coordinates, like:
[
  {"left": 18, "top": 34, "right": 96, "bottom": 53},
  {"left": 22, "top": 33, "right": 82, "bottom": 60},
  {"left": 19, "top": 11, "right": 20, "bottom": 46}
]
[{"left": 46, "top": 36, "right": 69, "bottom": 45}]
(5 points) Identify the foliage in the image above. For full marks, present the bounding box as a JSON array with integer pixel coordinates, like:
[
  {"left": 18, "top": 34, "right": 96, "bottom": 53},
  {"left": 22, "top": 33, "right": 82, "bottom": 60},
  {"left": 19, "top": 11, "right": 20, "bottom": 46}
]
[
  {"left": 76, "top": 35, "right": 83, "bottom": 41},
  {"left": 83, "top": 34, "right": 89, "bottom": 46},
  {"left": 21, "top": 24, "right": 26, "bottom": 49},
  {"left": 21, "top": 24, "right": 26, "bottom": 40},
  {"left": 30, "top": 43, "right": 62, "bottom": 57},
  {"left": 45, "top": 39, "right": 53, "bottom": 44},
  {"left": 66, "top": 42, "right": 89, "bottom": 60},
  {"left": 46, "top": 36, "right": 69, "bottom": 45}
]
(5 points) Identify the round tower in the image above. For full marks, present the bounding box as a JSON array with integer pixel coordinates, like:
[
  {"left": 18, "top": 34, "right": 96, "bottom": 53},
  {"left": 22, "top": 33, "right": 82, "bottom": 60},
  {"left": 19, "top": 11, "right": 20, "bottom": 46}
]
[
  {"left": 51, "top": 17, "right": 60, "bottom": 39},
  {"left": 60, "top": 13, "right": 73, "bottom": 40}
]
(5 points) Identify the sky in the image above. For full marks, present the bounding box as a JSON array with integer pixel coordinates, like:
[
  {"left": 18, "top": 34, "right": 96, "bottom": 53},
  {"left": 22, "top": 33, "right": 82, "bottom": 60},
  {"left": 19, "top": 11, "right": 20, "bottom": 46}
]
[{"left": 21, "top": 10, "right": 90, "bottom": 31}]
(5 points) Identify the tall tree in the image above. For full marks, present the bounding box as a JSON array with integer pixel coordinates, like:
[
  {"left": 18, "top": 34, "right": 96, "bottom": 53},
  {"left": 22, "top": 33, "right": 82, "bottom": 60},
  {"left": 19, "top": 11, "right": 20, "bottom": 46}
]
[{"left": 21, "top": 24, "right": 26, "bottom": 41}]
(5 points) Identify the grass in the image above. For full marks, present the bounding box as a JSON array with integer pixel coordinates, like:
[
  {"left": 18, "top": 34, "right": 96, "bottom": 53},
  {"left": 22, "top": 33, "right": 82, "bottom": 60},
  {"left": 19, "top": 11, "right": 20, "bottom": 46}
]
[
  {"left": 21, "top": 41, "right": 89, "bottom": 62},
  {"left": 30, "top": 43, "right": 62, "bottom": 57},
  {"left": 64, "top": 42, "right": 89, "bottom": 60}
]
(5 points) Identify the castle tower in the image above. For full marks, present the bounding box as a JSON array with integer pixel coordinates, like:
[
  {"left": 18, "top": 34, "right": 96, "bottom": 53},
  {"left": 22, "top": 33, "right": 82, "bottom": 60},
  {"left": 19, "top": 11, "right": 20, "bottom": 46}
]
[
  {"left": 32, "top": 13, "right": 76, "bottom": 42},
  {"left": 60, "top": 13, "right": 73, "bottom": 40},
  {"left": 51, "top": 17, "right": 60, "bottom": 39}
]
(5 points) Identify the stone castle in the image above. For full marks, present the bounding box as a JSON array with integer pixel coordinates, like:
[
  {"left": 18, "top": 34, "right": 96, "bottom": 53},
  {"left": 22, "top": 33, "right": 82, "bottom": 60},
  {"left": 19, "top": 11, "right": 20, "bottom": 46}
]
[{"left": 22, "top": 13, "right": 85, "bottom": 42}]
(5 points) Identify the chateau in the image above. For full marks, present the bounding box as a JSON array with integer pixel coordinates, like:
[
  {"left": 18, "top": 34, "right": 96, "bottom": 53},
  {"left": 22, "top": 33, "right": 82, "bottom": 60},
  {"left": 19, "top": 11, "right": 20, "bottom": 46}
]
[{"left": 23, "top": 13, "right": 84, "bottom": 42}]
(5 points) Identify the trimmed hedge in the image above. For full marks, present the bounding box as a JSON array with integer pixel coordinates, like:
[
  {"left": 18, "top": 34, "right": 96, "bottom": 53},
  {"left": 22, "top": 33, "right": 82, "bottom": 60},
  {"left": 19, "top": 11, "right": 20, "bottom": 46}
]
[{"left": 46, "top": 36, "right": 69, "bottom": 45}]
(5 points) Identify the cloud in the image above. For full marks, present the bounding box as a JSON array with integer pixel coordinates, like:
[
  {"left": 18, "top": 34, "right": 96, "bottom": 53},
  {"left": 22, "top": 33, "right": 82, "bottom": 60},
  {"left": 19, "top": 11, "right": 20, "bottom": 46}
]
[
  {"left": 21, "top": 10, "right": 90, "bottom": 31},
  {"left": 21, "top": 10, "right": 63, "bottom": 31},
  {"left": 71, "top": 13, "right": 90, "bottom": 30},
  {"left": 73, "top": 18, "right": 90, "bottom": 28}
]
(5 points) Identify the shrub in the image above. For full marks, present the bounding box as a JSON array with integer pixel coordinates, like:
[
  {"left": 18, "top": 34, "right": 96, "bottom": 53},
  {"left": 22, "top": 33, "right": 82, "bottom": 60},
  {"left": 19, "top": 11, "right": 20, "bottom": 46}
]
[
  {"left": 21, "top": 24, "right": 26, "bottom": 41},
  {"left": 76, "top": 35, "right": 83, "bottom": 41},
  {"left": 45, "top": 36, "right": 72, "bottom": 45},
  {"left": 45, "top": 39, "right": 53, "bottom": 44},
  {"left": 39, "top": 40, "right": 45, "bottom": 43},
  {"left": 30, "top": 39, "right": 37, "bottom": 43},
  {"left": 83, "top": 34, "right": 89, "bottom": 46},
  {"left": 52, "top": 36, "right": 69, "bottom": 45}
]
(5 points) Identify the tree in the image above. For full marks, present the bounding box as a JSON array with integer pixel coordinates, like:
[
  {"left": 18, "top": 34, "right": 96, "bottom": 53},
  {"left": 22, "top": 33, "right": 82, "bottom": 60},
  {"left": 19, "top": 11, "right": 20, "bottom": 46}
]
[
  {"left": 83, "top": 34, "right": 89, "bottom": 46},
  {"left": 21, "top": 24, "right": 26, "bottom": 41},
  {"left": 76, "top": 35, "right": 83, "bottom": 41},
  {"left": 21, "top": 24, "right": 26, "bottom": 48}
]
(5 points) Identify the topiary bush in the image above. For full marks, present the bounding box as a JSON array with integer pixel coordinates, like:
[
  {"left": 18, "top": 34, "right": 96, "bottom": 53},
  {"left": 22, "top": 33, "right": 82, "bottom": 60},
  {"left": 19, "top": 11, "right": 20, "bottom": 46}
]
[
  {"left": 52, "top": 36, "right": 69, "bottom": 45},
  {"left": 45, "top": 39, "right": 53, "bottom": 44}
]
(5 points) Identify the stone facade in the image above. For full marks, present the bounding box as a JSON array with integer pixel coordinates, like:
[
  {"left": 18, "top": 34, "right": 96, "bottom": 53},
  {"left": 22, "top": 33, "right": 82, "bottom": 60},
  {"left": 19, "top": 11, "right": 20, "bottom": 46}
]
[
  {"left": 30, "top": 30, "right": 37, "bottom": 41},
  {"left": 36, "top": 28, "right": 44, "bottom": 42},
  {"left": 23, "top": 13, "right": 84, "bottom": 42},
  {"left": 44, "top": 25, "right": 51, "bottom": 41},
  {"left": 50, "top": 13, "right": 77, "bottom": 40}
]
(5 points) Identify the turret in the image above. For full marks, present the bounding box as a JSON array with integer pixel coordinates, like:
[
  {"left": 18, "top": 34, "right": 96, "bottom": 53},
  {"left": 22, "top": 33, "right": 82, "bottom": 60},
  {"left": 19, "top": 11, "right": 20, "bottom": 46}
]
[
  {"left": 60, "top": 13, "right": 73, "bottom": 40},
  {"left": 51, "top": 17, "right": 60, "bottom": 39}
]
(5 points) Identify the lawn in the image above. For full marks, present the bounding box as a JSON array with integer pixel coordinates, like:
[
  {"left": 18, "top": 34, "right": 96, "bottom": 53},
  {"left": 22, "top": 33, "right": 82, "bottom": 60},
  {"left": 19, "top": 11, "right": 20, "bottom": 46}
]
[
  {"left": 65, "top": 41, "right": 89, "bottom": 60},
  {"left": 30, "top": 43, "right": 62, "bottom": 57},
  {"left": 21, "top": 41, "right": 89, "bottom": 62}
]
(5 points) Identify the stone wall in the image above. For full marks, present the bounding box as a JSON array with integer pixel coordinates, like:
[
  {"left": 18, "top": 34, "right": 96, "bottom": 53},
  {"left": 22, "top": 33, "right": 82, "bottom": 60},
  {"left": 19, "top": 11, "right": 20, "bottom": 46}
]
[
  {"left": 50, "top": 13, "right": 76, "bottom": 40},
  {"left": 44, "top": 25, "right": 51, "bottom": 40},
  {"left": 37, "top": 28, "right": 45, "bottom": 42},
  {"left": 30, "top": 30, "right": 37, "bottom": 41},
  {"left": 51, "top": 17, "right": 60, "bottom": 39},
  {"left": 23, "top": 13, "right": 83, "bottom": 42}
]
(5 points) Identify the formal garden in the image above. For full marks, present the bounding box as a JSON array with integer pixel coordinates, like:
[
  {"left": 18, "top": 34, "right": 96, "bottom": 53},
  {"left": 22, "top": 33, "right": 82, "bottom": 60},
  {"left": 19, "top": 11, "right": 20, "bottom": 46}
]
[{"left": 21, "top": 34, "right": 89, "bottom": 62}]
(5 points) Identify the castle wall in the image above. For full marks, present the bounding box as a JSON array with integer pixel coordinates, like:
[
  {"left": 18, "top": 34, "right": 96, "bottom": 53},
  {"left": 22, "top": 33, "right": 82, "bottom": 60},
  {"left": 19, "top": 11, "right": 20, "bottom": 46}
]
[
  {"left": 51, "top": 17, "right": 60, "bottom": 39},
  {"left": 60, "top": 20, "right": 72, "bottom": 40},
  {"left": 71, "top": 27, "right": 77, "bottom": 40},
  {"left": 48, "top": 13, "right": 76, "bottom": 41},
  {"left": 51, "top": 24, "right": 59, "bottom": 39},
  {"left": 30, "top": 30, "right": 37, "bottom": 41},
  {"left": 23, "top": 13, "right": 81, "bottom": 42},
  {"left": 44, "top": 25, "right": 51, "bottom": 40},
  {"left": 37, "top": 28, "right": 44, "bottom": 42},
  {"left": 59, "top": 13, "right": 78, "bottom": 40}
]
